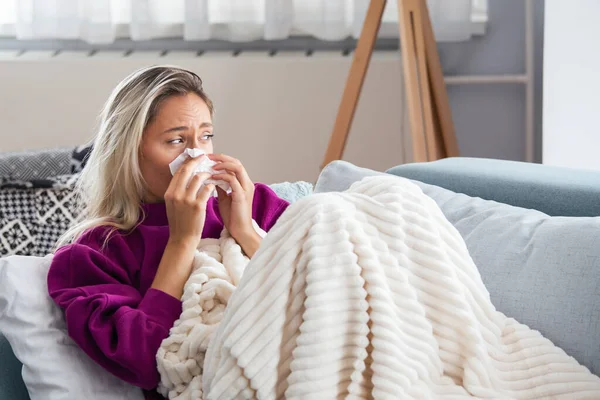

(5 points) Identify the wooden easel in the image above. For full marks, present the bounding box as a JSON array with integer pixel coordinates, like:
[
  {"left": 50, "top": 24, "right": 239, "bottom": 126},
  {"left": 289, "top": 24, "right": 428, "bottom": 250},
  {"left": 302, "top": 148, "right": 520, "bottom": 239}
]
[{"left": 321, "top": 0, "right": 459, "bottom": 168}]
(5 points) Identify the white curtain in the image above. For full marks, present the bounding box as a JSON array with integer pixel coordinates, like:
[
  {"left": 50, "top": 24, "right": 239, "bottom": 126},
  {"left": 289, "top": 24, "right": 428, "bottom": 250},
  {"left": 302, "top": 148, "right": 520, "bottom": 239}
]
[{"left": 0, "top": 0, "right": 485, "bottom": 44}]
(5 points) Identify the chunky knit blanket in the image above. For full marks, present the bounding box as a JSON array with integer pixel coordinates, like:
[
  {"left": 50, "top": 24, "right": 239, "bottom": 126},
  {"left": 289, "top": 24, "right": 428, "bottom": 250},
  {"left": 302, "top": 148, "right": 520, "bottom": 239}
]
[
  {"left": 156, "top": 222, "right": 266, "bottom": 399},
  {"left": 158, "top": 175, "right": 600, "bottom": 399}
]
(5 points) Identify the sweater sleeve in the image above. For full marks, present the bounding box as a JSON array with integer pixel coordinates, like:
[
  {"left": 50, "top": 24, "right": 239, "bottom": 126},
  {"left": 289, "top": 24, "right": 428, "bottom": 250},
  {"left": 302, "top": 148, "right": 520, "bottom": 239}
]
[
  {"left": 47, "top": 230, "right": 182, "bottom": 391},
  {"left": 252, "top": 183, "right": 290, "bottom": 232}
]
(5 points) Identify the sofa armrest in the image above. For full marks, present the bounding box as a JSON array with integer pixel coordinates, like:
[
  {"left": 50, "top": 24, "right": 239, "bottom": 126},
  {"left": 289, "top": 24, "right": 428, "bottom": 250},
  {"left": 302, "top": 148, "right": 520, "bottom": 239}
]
[{"left": 387, "top": 157, "right": 600, "bottom": 217}]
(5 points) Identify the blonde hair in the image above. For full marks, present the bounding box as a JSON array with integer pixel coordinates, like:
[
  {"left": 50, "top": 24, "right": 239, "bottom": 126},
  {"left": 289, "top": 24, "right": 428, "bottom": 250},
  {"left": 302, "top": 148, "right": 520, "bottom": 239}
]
[{"left": 56, "top": 65, "right": 214, "bottom": 249}]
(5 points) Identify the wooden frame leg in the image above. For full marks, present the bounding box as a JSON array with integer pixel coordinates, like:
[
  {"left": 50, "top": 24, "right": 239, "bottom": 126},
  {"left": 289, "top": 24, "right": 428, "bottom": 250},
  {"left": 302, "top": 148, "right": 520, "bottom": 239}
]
[
  {"left": 398, "top": 0, "right": 439, "bottom": 162},
  {"left": 420, "top": 0, "right": 459, "bottom": 157},
  {"left": 321, "top": 0, "right": 387, "bottom": 170}
]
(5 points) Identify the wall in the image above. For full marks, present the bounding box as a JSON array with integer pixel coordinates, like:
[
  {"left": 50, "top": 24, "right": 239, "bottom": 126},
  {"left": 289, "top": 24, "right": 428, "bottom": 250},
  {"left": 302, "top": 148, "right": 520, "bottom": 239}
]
[
  {"left": 0, "top": 53, "right": 406, "bottom": 183},
  {"left": 543, "top": 0, "right": 599, "bottom": 170},
  {"left": 439, "top": 0, "right": 545, "bottom": 163},
  {"left": 0, "top": 0, "right": 545, "bottom": 183}
]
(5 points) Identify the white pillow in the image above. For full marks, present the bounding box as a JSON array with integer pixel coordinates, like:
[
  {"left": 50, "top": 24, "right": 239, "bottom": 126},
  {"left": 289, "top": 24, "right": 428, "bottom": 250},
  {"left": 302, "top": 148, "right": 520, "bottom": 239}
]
[{"left": 0, "top": 255, "right": 144, "bottom": 400}]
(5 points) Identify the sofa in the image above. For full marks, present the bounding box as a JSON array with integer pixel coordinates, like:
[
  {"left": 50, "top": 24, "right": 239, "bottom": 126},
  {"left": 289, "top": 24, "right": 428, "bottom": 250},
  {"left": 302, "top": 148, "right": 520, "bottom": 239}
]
[{"left": 1, "top": 155, "right": 599, "bottom": 398}]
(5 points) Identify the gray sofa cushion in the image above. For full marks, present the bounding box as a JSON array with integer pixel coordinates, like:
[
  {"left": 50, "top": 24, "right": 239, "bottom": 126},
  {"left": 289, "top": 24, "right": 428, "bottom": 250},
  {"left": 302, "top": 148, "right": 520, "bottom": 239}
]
[
  {"left": 316, "top": 160, "right": 600, "bottom": 376},
  {"left": 269, "top": 181, "right": 313, "bottom": 204}
]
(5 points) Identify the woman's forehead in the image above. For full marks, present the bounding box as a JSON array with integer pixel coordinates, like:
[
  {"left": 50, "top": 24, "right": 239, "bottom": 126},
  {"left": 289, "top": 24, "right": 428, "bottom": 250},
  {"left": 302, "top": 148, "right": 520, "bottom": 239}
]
[
  {"left": 157, "top": 94, "right": 211, "bottom": 118},
  {"left": 152, "top": 94, "right": 213, "bottom": 130}
]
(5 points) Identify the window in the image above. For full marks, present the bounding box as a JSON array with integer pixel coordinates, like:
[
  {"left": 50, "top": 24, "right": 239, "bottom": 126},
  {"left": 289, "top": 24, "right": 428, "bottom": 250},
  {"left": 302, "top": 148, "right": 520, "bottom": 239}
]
[{"left": 0, "top": 0, "right": 487, "bottom": 45}]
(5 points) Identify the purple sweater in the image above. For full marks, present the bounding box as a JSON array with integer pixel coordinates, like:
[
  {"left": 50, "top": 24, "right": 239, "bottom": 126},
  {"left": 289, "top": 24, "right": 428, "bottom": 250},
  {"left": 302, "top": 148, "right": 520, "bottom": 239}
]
[{"left": 47, "top": 183, "right": 289, "bottom": 399}]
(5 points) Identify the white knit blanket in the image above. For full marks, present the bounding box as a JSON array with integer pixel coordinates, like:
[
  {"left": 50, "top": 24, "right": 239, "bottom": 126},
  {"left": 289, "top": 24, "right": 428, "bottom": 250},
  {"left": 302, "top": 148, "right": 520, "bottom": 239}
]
[
  {"left": 156, "top": 222, "right": 266, "bottom": 399},
  {"left": 158, "top": 175, "right": 600, "bottom": 399}
]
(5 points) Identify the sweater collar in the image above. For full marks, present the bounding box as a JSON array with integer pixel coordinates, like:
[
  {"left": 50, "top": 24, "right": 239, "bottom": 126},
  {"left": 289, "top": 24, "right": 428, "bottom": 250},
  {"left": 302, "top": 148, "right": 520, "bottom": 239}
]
[{"left": 139, "top": 198, "right": 218, "bottom": 227}]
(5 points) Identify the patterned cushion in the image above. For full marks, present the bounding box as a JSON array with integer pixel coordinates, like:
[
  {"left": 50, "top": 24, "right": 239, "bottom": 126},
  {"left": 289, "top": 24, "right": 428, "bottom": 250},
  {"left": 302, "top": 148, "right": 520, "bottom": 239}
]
[
  {"left": 0, "top": 145, "right": 92, "bottom": 189},
  {"left": 70, "top": 144, "right": 93, "bottom": 174},
  {"left": 0, "top": 175, "right": 79, "bottom": 257},
  {"left": 0, "top": 148, "right": 72, "bottom": 183},
  {"left": 0, "top": 188, "right": 37, "bottom": 256}
]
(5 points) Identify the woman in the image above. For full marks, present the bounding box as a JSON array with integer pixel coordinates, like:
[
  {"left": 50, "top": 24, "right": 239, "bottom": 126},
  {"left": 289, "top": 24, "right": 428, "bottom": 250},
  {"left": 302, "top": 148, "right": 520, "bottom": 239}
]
[{"left": 47, "top": 65, "right": 289, "bottom": 399}]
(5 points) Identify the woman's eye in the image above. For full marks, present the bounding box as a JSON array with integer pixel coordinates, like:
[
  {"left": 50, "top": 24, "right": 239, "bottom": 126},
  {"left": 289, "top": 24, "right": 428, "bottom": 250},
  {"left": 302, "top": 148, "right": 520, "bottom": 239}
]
[
  {"left": 168, "top": 139, "right": 184, "bottom": 144},
  {"left": 202, "top": 134, "right": 214, "bottom": 141}
]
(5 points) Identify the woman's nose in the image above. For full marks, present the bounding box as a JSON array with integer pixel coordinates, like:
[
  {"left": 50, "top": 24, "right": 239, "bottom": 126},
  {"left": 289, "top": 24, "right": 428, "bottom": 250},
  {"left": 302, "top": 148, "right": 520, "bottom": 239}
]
[{"left": 190, "top": 135, "right": 202, "bottom": 149}]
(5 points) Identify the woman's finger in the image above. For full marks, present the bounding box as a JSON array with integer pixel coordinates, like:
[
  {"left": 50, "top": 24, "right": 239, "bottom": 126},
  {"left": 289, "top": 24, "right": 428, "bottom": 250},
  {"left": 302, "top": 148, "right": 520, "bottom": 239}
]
[
  {"left": 207, "top": 153, "right": 239, "bottom": 164},
  {"left": 172, "top": 155, "right": 207, "bottom": 198},
  {"left": 211, "top": 161, "right": 241, "bottom": 172},
  {"left": 169, "top": 154, "right": 201, "bottom": 188},
  {"left": 212, "top": 173, "right": 244, "bottom": 195},
  {"left": 197, "top": 184, "right": 216, "bottom": 205},
  {"left": 211, "top": 161, "right": 252, "bottom": 190},
  {"left": 186, "top": 172, "right": 211, "bottom": 202}
]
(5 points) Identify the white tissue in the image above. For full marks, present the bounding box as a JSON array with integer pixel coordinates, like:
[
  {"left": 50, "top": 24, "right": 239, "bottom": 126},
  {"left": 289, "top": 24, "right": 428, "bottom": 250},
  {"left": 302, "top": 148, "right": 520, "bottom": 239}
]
[{"left": 168, "top": 148, "right": 231, "bottom": 193}]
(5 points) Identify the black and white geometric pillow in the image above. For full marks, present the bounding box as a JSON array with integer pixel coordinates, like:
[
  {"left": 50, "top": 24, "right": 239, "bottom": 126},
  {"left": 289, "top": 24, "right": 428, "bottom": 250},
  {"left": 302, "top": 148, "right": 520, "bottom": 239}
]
[
  {"left": 0, "top": 145, "right": 90, "bottom": 256},
  {"left": 34, "top": 186, "right": 80, "bottom": 255},
  {"left": 70, "top": 144, "right": 93, "bottom": 174},
  {"left": 0, "top": 144, "right": 91, "bottom": 189},
  {"left": 49, "top": 174, "right": 80, "bottom": 190},
  {"left": 0, "top": 174, "right": 80, "bottom": 257},
  {"left": 0, "top": 187, "right": 37, "bottom": 221},
  {"left": 0, "top": 188, "right": 37, "bottom": 256},
  {"left": 0, "top": 218, "right": 36, "bottom": 257},
  {"left": 0, "top": 148, "right": 72, "bottom": 182},
  {"left": 0, "top": 179, "right": 56, "bottom": 190},
  {"left": 0, "top": 173, "right": 79, "bottom": 191}
]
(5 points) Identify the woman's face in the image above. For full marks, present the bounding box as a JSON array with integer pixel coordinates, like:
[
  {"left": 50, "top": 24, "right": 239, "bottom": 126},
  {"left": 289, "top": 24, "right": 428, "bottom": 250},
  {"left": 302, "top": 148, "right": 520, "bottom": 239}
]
[{"left": 140, "top": 93, "right": 214, "bottom": 203}]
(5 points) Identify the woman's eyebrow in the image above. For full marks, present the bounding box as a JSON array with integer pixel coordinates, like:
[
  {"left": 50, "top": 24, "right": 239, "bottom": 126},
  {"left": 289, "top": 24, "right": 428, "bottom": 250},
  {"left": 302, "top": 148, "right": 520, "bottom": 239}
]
[
  {"left": 162, "top": 126, "right": 188, "bottom": 134},
  {"left": 162, "top": 122, "right": 212, "bottom": 134}
]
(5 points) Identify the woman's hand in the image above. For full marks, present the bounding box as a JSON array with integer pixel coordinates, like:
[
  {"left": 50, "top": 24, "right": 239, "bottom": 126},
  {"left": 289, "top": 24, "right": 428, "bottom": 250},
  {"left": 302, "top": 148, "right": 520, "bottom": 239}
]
[
  {"left": 164, "top": 154, "right": 216, "bottom": 246},
  {"left": 152, "top": 155, "right": 215, "bottom": 299},
  {"left": 208, "top": 154, "right": 259, "bottom": 255}
]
